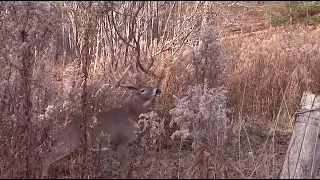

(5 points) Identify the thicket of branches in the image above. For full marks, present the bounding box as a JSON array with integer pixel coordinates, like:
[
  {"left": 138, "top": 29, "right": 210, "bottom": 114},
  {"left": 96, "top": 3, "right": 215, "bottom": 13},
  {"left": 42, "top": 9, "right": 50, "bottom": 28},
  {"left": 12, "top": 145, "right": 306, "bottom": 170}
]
[
  {"left": 1, "top": 1, "right": 320, "bottom": 179},
  {"left": 0, "top": 1, "right": 229, "bottom": 178}
]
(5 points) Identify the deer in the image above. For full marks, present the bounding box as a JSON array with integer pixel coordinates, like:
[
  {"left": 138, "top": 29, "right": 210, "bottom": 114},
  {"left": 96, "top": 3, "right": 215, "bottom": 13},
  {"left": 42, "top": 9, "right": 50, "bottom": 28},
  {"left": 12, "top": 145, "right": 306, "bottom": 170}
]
[{"left": 39, "top": 64, "right": 161, "bottom": 178}]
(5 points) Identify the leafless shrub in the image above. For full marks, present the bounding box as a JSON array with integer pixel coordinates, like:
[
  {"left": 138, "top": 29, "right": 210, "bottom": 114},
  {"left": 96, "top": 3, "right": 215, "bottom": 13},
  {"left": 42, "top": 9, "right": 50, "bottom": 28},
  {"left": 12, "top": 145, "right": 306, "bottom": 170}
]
[
  {"left": 164, "top": 26, "right": 230, "bottom": 178},
  {"left": 137, "top": 111, "right": 166, "bottom": 151},
  {"left": 170, "top": 85, "right": 230, "bottom": 177}
]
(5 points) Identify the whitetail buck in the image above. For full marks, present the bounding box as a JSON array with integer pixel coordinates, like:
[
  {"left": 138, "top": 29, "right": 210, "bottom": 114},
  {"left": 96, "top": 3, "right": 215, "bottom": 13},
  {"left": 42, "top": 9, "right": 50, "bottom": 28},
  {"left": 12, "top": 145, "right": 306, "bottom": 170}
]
[{"left": 40, "top": 65, "right": 161, "bottom": 178}]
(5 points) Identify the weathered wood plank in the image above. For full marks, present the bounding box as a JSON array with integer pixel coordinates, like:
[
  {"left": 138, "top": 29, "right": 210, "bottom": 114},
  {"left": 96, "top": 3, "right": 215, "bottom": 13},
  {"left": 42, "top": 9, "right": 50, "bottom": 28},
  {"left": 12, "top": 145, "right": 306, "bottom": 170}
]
[{"left": 279, "top": 92, "right": 320, "bottom": 179}]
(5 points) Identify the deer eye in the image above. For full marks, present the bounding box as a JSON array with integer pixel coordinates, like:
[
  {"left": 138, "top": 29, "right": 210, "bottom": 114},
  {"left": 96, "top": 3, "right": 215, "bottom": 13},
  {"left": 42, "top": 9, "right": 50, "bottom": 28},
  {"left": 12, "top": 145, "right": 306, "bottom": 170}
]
[{"left": 140, "top": 89, "right": 146, "bottom": 93}]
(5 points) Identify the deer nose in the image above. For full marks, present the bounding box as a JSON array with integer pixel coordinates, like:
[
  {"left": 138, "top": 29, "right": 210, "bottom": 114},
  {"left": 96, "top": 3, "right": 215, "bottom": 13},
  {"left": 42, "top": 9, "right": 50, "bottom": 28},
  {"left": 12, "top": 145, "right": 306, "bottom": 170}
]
[{"left": 156, "top": 89, "right": 161, "bottom": 95}]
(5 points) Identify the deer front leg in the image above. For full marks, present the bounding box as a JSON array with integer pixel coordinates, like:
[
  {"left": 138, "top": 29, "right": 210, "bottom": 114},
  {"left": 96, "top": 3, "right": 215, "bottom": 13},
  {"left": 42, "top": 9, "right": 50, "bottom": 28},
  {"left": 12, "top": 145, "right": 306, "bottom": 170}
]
[
  {"left": 41, "top": 146, "right": 73, "bottom": 178},
  {"left": 117, "top": 143, "right": 129, "bottom": 178}
]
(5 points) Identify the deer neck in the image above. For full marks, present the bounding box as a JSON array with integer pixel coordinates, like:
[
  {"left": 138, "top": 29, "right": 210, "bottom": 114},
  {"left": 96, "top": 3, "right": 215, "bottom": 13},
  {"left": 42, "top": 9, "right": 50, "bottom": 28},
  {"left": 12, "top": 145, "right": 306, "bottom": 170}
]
[{"left": 127, "top": 97, "right": 148, "bottom": 121}]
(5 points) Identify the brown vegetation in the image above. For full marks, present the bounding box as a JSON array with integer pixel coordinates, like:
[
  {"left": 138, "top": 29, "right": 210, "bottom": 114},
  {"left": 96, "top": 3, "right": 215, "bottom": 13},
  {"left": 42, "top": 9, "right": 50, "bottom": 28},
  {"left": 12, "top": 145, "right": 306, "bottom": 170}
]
[{"left": 1, "top": 1, "right": 320, "bottom": 179}]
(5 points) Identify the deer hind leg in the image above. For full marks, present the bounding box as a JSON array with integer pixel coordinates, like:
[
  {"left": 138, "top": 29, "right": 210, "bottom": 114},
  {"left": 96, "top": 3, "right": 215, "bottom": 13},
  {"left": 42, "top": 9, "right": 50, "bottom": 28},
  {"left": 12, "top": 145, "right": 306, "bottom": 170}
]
[{"left": 117, "top": 143, "right": 130, "bottom": 179}]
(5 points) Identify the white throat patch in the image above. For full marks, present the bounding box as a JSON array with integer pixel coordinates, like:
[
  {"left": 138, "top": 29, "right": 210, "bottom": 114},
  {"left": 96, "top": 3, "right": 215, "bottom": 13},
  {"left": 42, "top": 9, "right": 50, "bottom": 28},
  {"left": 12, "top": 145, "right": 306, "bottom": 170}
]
[{"left": 143, "top": 100, "right": 151, "bottom": 107}]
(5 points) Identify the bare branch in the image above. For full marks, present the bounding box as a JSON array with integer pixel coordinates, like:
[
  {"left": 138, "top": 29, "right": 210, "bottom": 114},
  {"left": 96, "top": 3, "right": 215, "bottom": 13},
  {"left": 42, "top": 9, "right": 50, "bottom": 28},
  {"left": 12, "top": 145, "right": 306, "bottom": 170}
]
[{"left": 108, "top": 9, "right": 135, "bottom": 49}]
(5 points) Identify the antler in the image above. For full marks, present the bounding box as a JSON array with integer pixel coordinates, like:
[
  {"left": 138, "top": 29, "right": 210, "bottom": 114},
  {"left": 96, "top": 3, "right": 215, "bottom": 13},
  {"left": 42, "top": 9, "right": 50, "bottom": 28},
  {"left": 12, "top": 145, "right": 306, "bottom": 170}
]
[{"left": 109, "top": 63, "right": 138, "bottom": 89}]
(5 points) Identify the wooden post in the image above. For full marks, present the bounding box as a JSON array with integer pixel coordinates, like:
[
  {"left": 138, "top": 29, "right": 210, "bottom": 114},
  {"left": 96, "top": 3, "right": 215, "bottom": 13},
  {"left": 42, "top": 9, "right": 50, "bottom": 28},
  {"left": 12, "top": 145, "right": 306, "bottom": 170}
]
[{"left": 279, "top": 92, "right": 320, "bottom": 179}]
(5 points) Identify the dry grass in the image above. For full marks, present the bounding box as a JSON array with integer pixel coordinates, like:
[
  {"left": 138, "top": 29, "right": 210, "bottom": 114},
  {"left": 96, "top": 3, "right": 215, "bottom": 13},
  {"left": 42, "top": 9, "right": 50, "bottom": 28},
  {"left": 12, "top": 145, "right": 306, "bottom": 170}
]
[{"left": 223, "top": 24, "right": 320, "bottom": 125}]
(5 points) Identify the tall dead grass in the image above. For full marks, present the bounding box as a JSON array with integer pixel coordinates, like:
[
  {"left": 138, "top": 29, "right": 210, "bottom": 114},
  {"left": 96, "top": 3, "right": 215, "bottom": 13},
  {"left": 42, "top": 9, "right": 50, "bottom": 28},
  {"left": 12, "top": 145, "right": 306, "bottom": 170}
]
[{"left": 223, "top": 24, "right": 320, "bottom": 125}]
